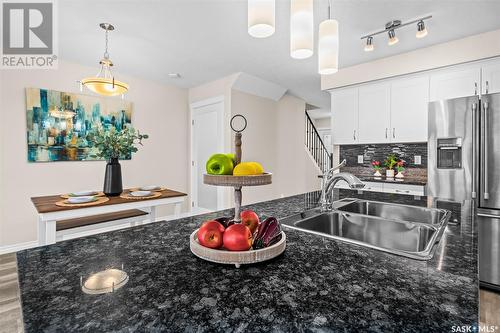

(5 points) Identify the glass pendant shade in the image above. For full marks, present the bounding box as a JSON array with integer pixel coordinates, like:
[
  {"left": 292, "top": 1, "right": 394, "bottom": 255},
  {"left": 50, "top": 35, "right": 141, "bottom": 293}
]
[
  {"left": 248, "top": 0, "right": 275, "bottom": 38},
  {"left": 290, "top": 0, "right": 314, "bottom": 59},
  {"left": 81, "top": 23, "right": 129, "bottom": 97},
  {"left": 318, "top": 19, "right": 339, "bottom": 74}
]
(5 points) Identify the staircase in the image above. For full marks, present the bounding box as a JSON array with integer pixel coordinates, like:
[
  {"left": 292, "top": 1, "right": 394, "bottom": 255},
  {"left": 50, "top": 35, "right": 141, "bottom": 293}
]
[{"left": 305, "top": 111, "right": 333, "bottom": 173}]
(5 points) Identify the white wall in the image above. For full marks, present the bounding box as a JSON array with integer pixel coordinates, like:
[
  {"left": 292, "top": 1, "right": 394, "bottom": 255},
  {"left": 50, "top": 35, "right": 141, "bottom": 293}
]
[
  {"left": 313, "top": 117, "right": 331, "bottom": 129},
  {"left": 322, "top": 29, "right": 500, "bottom": 90},
  {"left": 0, "top": 61, "right": 189, "bottom": 247}
]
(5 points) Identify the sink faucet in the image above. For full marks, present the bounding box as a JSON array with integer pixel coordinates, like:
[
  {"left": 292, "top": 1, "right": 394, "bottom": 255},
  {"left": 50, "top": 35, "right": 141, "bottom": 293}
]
[{"left": 319, "top": 159, "right": 365, "bottom": 211}]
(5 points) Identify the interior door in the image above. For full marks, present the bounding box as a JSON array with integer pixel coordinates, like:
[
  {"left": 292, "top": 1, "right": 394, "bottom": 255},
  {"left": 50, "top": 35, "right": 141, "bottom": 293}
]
[
  {"left": 358, "top": 82, "right": 391, "bottom": 144},
  {"left": 480, "top": 93, "right": 500, "bottom": 210},
  {"left": 191, "top": 98, "right": 224, "bottom": 212}
]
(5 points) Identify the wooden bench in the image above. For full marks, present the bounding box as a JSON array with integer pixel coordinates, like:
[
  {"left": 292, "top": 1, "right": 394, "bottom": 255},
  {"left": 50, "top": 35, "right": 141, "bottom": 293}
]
[{"left": 31, "top": 188, "right": 187, "bottom": 245}]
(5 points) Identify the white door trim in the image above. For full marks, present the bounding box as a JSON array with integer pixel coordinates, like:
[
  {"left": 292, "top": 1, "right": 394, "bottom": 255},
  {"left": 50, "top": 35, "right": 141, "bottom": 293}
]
[{"left": 190, "top": 96, "right": 225, "bottom": 211}]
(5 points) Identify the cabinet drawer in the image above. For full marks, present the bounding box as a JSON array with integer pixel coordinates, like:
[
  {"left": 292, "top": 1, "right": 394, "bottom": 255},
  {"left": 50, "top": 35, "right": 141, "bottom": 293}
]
[{"left": 383, "top": 183, "right": 425, "bottom": 196}]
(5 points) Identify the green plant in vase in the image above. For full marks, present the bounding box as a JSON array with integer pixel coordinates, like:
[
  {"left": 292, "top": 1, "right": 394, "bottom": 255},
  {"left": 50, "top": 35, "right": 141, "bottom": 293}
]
[
  {"left": 383, "top": 154, "right": 398, "bottom": 178},
  {"left": 89, "top": 126, "right": 149, "bottom": 196}
]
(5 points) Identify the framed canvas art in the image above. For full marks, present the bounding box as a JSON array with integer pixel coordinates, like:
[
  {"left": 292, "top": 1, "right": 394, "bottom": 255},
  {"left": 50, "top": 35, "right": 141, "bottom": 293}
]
[{"left": 25, "top": 88, "right": 132, "bottom": 162}]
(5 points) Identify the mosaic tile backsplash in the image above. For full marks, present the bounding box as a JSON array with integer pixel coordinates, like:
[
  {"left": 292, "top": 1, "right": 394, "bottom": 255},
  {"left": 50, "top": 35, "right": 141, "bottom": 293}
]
[{"left": 339, "top": 142, "right": 428, "bottom": 178}]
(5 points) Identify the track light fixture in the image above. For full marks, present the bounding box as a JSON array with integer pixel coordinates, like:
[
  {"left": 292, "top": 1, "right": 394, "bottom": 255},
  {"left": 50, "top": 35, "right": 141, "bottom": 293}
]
[{"left": 360, "top": 15, "right": 431, "bottom": 51}]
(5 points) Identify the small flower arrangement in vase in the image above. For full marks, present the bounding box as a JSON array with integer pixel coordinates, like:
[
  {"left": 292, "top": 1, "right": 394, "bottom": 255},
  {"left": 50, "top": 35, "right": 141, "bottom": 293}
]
[
  {"left": 371, "top": 161, "right": 382, "bottom": 177},
  {"left": 384, "top": 154, "right": 398, "bottom": 178},
  {"left": 395, "top": 160, "right": 406, "bottom": 178}
]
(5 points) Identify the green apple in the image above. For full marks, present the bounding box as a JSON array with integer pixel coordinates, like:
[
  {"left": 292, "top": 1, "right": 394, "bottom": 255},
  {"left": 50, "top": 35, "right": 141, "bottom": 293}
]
[
  {"left": 206, "top": 154, "right": 234, "bottom": 175},
  {"left": 226, "top": 153, "right": 236, "bottom": 164}
]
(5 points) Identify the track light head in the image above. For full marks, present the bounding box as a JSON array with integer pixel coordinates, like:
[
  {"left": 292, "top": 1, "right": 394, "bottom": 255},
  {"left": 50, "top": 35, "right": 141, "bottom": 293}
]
[
  {"left": 364, "top": 36, "right": 374, "bottom": 52},
  {"left": 416, "top": 20, "right": 428, "bottom": 38},
  {"left": 388, "top": 29, "right": 398, "bottom": 46}
]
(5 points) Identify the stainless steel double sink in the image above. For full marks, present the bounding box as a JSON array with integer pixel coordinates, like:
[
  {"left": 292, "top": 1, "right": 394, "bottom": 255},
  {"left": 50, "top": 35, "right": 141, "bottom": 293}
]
[{"left": 280, "top": 198, "right": 451, "bottom": 260}]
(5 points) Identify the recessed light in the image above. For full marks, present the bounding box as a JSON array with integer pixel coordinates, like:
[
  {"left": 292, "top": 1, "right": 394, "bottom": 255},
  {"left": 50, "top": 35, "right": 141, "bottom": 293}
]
[{"left": 168, "top": 73, "right": 181, "bottom": 78}]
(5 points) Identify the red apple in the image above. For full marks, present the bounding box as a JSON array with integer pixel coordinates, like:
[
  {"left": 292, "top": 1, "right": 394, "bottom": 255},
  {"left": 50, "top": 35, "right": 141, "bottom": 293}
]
[
  {"left": 223, "top": 224, "right": 253, "bottom": 251},
  {"left": 199, "top": 220, "right": 225, "bottom": 234},
  {"left": 240, "top": 210, "right": 259, "bottom": 233},
  {"left": 198, "top": 227, "right": 223, "bottom": 249}
]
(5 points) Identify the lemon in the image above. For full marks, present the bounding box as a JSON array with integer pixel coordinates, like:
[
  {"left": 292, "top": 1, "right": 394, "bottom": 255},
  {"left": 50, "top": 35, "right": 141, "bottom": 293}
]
[
  {"left": 233, "top": 163, "right": 257, "bottom": 176},
  {"left": 233, "top": 162, "right": 264, "bottom": 175},
  {"left": 248, "top": 162, "right": 264, "bottom": 174}
]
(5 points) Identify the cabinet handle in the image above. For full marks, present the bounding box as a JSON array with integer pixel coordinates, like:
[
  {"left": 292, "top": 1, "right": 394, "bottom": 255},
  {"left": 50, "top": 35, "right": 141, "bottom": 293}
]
[
  {"left": 385, "top": 128, "right": 388, "bottom": 139},
  {"left": 392, "top": 128, "right": 396, "bottom": 139},
  {"left": 395, "top": 189, "right": 410, "bottom": 194},
  {"left": 475, "top": 82, "right": 478, "bottom": 95},
  {"left": 353, "top": 130, "right": 356, "bottom": 141},
  {"left": 486, "top": 81, "right": 489, "bottom": 94}
]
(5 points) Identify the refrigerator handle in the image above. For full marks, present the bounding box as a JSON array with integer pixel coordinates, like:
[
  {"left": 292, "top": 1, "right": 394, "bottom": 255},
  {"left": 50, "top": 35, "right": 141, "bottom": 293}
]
[
  {"left": 484, "top": 101, "right": 490, "bottom": 200},
  {"left": 472, "top": 102, "right": 477, "bottom": 199}
]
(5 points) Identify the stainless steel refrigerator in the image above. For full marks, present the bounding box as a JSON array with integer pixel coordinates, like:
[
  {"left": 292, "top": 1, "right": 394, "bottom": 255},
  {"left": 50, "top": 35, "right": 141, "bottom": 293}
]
[{"left": 428, "top": 93, "right": 500, "bottom": 290}]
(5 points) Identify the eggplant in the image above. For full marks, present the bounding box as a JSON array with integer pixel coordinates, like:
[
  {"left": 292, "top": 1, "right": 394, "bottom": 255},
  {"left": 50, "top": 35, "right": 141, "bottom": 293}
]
[
  {"left": 253, "top": 217, "right": 282, "bottom": 249},
  {"left": 214, "top": 217, "right": 235, "bottom": 229}
]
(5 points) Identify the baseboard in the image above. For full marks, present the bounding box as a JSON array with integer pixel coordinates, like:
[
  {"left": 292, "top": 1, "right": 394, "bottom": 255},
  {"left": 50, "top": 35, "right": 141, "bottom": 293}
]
[{"left": 0, "top": 241, "right": 39, "bottom": 255}]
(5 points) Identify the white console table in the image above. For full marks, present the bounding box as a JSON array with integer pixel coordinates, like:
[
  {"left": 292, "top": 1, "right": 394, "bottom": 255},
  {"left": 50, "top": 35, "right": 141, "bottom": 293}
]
[{"left": 31, "top": 188, "right": 186, "bottom": 246}]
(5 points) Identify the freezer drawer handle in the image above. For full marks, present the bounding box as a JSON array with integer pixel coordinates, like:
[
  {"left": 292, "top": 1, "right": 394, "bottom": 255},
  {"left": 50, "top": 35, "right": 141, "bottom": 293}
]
[{"left": 484, "top": 101, "right": 490, "bottom": 200}]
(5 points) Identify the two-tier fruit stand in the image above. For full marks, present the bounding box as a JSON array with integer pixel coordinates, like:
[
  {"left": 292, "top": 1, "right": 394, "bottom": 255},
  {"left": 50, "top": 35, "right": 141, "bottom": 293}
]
[
  {"left": 203, "top": 115, "right": 272, "bottom": 221},
  {"left": 190, "top": 115, "right": 286, "bottom": 268}
]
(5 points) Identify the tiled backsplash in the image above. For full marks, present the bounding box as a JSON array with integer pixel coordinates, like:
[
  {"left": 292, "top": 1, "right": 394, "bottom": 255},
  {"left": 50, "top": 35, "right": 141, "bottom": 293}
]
[{"left": 339, "top": 143, "right": 428, "bottom": 178}]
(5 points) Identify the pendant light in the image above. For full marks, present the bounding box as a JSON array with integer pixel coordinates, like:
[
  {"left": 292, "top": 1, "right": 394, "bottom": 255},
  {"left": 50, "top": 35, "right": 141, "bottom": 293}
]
[
  {"left": 290, "top": 0, "right": 314, "bottom": 59},
  {"left": 248, "top": 0, "right": 275, "bottom": 38},
  {"left": 81, "top": 23, "right": 129, "bottom": 97},
  {"left": 318, "top": 0, "right": 339, "bottom": 74}
]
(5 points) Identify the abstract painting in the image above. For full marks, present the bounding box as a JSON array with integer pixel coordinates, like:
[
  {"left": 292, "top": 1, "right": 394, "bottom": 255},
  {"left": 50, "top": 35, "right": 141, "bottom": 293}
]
[{"left": 25, "top": 88, "right": 132, "bottom": 162}]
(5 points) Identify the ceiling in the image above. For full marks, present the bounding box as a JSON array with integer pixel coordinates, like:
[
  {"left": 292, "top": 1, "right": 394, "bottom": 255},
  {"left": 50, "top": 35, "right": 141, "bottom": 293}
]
[{"left": 59, "top": 0, "right": 500, "bottom": 109}]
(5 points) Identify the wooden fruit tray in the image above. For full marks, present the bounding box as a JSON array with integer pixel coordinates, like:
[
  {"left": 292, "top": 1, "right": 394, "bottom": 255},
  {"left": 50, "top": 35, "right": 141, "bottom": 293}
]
[
  {"left": 203, "top": 173, "right": 272, "bottom": 187},
  {"left": 190, "top": 229, "right": 286, "bottom": 268}
]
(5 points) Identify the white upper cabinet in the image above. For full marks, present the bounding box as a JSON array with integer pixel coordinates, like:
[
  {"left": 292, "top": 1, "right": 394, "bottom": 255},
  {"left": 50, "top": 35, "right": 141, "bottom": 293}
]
[
  {"left": 390, "top": 76, "right": 429, "bottom": 143},
  {"left": 331, "top": 88, "right": 358, "bottom": 144},
  {"left": 429, "top": 65, "right": 480, "bottom": 101},
  {"left": 358, "top": 82, "right": 391, "bottom": 144},
  {"left": 481, "top": 60, "right": 500, "bottom": 95}
]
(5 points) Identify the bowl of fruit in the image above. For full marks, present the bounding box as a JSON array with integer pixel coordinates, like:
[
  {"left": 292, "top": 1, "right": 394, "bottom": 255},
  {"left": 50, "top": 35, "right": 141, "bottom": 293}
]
[{"left": 189, "top": 210, "right": 286, "bottom": 268}]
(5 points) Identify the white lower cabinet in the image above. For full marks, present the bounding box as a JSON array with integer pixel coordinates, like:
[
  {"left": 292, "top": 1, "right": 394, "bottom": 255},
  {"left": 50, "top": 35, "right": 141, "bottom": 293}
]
[{"left": 334, "top": 181, "right": 425, "bottom": 196}]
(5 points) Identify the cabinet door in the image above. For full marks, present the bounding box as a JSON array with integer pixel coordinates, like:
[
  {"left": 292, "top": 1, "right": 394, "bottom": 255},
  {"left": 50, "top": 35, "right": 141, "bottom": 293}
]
[
  {"left": 429, "top": 65, "right": 480, "bottom": 101},
  {"left": 358, "top": 82, "right": 391, "bottom": 143},
  {"left": 482, "top": 60, "right": 500, "bottom": 95},
  {"left": 331, "top": 88, "right": 358, "bottom": 144},
  {"left": 390, "top": 76, "right": 429, "bottom": 143}
]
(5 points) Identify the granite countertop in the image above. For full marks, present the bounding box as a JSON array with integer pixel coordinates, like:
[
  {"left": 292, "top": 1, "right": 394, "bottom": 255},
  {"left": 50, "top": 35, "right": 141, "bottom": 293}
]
[{"left": 16, "top": 189, "right": 477, "bottom": 332}]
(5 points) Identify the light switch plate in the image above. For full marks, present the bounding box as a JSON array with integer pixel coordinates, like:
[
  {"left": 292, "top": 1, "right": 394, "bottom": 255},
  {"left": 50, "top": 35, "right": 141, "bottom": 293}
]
[
  {"left": 358, "top": 155, "right": 364, "bottom": 164},
  {"left": 414, "top": 155, "right": 422, "bottom": 165}
]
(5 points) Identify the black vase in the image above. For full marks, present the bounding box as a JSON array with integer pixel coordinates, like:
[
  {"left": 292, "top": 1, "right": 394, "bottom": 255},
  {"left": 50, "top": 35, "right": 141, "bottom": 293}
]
[{"left": 103, "top": 158, "right": 123, "bottom": 196}]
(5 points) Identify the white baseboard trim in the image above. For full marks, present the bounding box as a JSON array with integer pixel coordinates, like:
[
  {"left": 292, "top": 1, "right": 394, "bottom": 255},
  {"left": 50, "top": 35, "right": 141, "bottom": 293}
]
[
  {"left": 0, "top": 241, "right": 39, "bottom": 255},
  {"left": 0, "top": 209, "right": 211, "bottom": 255}
]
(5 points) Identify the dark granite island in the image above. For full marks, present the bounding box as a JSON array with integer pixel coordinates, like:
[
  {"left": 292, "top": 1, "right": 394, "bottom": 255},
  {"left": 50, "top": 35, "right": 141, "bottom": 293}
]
[{"left": 16, "top": 189, "right": 478, "bottom": 332}]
